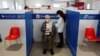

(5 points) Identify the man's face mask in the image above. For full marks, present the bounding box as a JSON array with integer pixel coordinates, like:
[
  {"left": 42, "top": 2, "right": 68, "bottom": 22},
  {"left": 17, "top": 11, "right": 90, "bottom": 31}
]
[{"left": 45, "top": 19, "right": 50, "bottom": 23}]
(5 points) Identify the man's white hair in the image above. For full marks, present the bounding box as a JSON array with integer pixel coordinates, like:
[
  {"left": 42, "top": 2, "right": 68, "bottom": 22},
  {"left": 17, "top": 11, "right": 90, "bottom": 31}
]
[{"left": 45, "top": 15, "right": 50, "bottom": 19}]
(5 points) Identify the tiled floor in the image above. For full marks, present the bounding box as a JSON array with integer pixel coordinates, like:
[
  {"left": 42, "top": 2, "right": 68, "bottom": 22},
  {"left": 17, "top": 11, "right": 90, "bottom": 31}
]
[
  {"left": 0, "top": 41, "right": 26, "bottom": 56},
  {"left": 77, "top": 41, "right": 100, "bottom": 56},
  {"left": 1, "top": 41, "right": 99, "bottom": 56},
  {"left": 30, "top": 42, "right": 71, "bottom": 56}
]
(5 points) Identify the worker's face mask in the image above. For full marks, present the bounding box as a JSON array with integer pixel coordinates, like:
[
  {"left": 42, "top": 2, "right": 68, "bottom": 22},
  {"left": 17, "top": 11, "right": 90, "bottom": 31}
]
[{"left": 57, "top": 15, "right": 60, "bottom": 18}]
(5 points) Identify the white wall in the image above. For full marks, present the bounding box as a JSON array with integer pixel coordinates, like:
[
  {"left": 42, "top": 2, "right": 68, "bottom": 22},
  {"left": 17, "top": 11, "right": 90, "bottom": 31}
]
[
  {"left": 26, "top": 0, "right": 52, "bottom": 7},
  {"left": 92, "top": 0, "right": 100, "bottom": 9},
  {"left": 33, "top": 19, "right": 43, "bottom": 42},
  {"left": 15, "top": 0, "right": 25, "bottom": 10},
  {"left": 52, "top": 2, "right": 67, "bottom": 9},
  {"left": 0, "top": 10, "right": 29, "bottom": 14}
]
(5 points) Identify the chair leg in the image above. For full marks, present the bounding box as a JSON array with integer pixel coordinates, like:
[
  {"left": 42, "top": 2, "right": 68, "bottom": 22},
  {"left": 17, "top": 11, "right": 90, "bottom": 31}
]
[
  {"left": 10, "top": 40, "right": 12, "bottom": 45},
  {"left": 98, "top": 41, "right": 100, "bottom": 50},
  {"left": 19, "top": 38, "right": 22, "bottom": 43},
  {"left": 4, "top": 40, "right": 6, "bottom": 49},
  {"left": 16, "top": 39, "right": 19, "bottom": 44},
  {"left": 83, "top": 38, "right": 87, "bottom": 46}
]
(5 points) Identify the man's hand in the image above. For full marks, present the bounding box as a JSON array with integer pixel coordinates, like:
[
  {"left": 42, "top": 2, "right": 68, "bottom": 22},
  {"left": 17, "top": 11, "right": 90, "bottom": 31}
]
[{"left": 46, "top": 28, "right": 50, "bottom": 31}]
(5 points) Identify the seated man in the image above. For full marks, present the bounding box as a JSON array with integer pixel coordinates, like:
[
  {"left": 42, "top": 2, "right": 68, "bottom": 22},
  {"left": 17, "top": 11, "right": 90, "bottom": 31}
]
[{"left": 41, "top": 15, "right": 56, "bottom": 55}]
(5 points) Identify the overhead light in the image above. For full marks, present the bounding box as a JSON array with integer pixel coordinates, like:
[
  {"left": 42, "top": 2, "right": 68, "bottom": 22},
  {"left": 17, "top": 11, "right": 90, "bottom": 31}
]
[
  {"left": 18, "top": 5, "right": 22, "bottom": 10},
  {"left": 16, "top": 3, "right": 18, "bottom": 6},
  {"left": 53, "top": 4, "right": 60, "bottom": 8},
  {"left": 87, "top": 4, "right": 91, "bottom": 9},
  {"left": 15, "top": 3, "right": 22, "bottom": 10},
  {"left": 2, "top": 1, "right": 8, "bottom": 8},
  {"left": 35, "top": 3, "right": 41, "bottom": 8}
]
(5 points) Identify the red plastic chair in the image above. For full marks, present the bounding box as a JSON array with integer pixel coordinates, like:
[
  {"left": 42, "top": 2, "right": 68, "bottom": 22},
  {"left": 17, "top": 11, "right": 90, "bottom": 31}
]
[
  {"left": 85, "top": 28, "right": 100, "bottom": 42},
  {"left": 4, "top": 27, "right": 21, "bottom": 48}
]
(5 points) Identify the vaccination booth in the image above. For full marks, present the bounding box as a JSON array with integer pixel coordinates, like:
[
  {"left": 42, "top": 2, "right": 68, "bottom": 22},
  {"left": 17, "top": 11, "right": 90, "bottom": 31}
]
[
  {"left": 66, "top": 10, "right": 100, "bottom": 56},
  {"left": 29, "top": 9, "right": 70, "bottom": 56},
  {"left": 0, "top": 10, "right": 33, "bottom": 56}
]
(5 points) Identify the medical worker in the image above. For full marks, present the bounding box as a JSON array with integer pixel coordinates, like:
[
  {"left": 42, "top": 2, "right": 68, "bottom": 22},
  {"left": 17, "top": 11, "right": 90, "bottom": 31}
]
[{"left": 55, "top": 10, "right": 66, "bottom": 48}]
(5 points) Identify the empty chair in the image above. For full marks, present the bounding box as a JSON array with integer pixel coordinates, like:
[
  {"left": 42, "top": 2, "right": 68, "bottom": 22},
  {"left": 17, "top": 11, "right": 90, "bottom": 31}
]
[
  {"left": 4, "top": 27, "right": 22, "bottom": 48},
  {"left": 85, "top": 28, "right": 100, "bottom": 42}
]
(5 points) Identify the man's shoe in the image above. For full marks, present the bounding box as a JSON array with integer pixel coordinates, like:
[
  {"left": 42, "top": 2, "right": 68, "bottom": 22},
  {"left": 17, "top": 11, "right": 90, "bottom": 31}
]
[
  {"left": 56, "top": 44, "right": 63, "bottom": 48},
  {"left": 43, "top": 49, "right": 47, "bottom": 54},
  {"left": 50, "top": 49, "right": 54, "bottom": 55}
]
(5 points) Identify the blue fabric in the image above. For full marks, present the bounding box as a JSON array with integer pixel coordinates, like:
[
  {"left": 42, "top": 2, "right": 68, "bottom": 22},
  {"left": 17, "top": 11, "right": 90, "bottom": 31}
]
[
  {"left": 25, "top": 11, "right": 33, "bottom": 56},
  {"left": 97, "top": 14, "right": 100, "bottom": 37},
  {"left": 66, "top": 10, "right": 79, "bottom": 56}
]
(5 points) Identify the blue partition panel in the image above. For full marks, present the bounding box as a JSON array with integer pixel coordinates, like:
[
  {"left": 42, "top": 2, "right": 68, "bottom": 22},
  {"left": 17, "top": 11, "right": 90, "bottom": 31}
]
[
  {"left": 25, "top": 12, "right": 33, "bottom": 56},
  {"left": 66, "top": 10, "right": 80, "bottom": 56},
  {"left": 97, "top": 14, "right": 100, "bottom": 37},
  {"left": 66, "top": 10, "right": 100, "bottom": 56}
]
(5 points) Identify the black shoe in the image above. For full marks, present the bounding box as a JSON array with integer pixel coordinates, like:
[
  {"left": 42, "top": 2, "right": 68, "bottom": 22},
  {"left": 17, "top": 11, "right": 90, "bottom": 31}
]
[
  {"left": 50, "top": 49, "right": 54, "bottom": 55},
  {"left": 56, "top": 44, "right": 63, "bottom": 48},
  {"left": 43, "top": 49, "right": 47, "bottom": 54}
]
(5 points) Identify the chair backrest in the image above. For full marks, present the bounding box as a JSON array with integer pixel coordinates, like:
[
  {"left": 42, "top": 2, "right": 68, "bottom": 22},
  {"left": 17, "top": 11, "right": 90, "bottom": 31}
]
[
  {"left": 85, "top": 28, "right": 95, "bottom": 38},
  {"left": 10, "top": 27, "right": 20, "bottom": 37}
]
